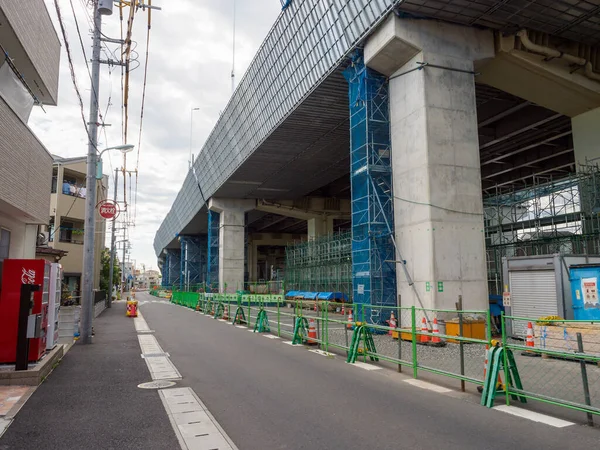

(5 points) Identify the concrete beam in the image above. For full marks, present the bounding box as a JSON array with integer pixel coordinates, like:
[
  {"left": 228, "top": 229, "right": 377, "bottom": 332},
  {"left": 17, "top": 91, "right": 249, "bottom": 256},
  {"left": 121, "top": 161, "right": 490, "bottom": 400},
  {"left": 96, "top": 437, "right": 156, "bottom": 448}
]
[
  {"left": 477, "top": 34, "right": 600, "bottom": 117},
  {"left": 255, "top": 198, "right": 351, "bottom": 221}
]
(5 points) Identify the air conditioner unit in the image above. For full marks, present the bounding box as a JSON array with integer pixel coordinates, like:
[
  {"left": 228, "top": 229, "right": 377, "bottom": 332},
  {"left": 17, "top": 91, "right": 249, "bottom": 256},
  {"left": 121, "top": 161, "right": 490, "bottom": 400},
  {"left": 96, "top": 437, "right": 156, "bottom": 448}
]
[{"left": 37, "top": 232, "right": 49, "bottom": 246}]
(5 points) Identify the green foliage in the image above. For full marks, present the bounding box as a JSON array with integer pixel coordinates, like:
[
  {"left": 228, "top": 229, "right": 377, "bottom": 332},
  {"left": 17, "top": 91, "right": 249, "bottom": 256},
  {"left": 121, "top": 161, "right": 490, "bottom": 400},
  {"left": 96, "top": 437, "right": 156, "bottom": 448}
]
[{"left": 99, "top": 247, "right": 121, "bottom": 294}]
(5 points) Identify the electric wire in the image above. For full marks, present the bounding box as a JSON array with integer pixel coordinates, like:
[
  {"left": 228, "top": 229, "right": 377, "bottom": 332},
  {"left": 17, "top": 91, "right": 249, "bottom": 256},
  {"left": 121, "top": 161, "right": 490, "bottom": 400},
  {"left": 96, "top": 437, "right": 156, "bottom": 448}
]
[{"left": 52, "top": 0, "right": 98, "bottom": 151}]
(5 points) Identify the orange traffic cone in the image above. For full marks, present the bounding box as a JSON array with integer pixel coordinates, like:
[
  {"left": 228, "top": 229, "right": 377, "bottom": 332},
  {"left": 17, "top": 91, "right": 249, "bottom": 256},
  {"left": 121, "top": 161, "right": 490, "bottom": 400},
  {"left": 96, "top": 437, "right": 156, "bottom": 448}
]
[
  {"left": 314, "top": 301, "right": 318, "bottom": 312},
  {"left": 341, "top": 304, "right": 345, "bottom": 316},
  {"left": 347, "top": 310, "right": 353, "bottom": 330},
  {"left": 419, "top": 317, "right": 430, "bottom": 343},
  {"left": 526, "top": 322, "right": 534, "bottom": 347},
  {"left": 522, "top": 321, "right": 539, "bottom": 357},
  {"left": 430, "top": 318, "right": 444, "bottom": 346},
  {"left": 307, "top": 318, "right": 318, "bottom": 345},
  {"left": 223, "top": 306, "right": 229, "bottom": 320},
  {"left": 387, "top": 312, "right": 397, "bottom": 336}
]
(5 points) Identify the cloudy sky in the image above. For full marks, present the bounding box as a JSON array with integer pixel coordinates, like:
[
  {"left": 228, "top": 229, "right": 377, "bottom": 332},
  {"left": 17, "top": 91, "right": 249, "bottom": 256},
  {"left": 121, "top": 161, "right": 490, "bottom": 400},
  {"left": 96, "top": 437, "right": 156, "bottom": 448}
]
[{"left": 33, "top": 0, "right": 282, "bottom": 270}]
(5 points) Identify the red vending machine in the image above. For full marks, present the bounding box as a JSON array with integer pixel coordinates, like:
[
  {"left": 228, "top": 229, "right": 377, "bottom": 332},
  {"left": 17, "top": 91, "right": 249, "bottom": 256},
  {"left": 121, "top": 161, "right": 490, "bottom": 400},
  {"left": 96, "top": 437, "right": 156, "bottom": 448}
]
[{"left": 0, "top": 259, "right": 50, "bottom": 363}]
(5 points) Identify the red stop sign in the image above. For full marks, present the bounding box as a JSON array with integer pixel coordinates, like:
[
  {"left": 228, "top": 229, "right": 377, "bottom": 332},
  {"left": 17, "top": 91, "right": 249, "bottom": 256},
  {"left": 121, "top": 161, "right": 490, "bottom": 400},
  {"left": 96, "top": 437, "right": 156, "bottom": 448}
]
[{"left": 98, "top": 200, "right": 119, "bottom": 219}]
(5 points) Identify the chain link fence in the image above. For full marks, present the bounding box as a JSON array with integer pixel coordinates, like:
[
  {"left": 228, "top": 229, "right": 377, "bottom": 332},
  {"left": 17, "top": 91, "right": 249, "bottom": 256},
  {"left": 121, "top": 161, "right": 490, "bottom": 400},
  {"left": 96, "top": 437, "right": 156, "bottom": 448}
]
[{"left": 502, "top": 316, "right": 600, "bottom": 420}]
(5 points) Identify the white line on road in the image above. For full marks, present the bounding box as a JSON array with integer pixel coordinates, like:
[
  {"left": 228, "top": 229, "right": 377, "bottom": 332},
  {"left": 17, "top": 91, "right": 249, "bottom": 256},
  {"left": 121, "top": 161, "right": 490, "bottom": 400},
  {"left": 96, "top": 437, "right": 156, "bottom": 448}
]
[
  {"left": 283, "top": 341, "right": 300, "bottom": 346},
  {"left": 217, "top": 319, "right": 227, "bottom": 322},
  {"left": 159, "top": 387, "right": 238, "bottom": 450},
  {"left": 403, "top": 379, "right": 452, "bottom": 393},
  {"left": 493, "top": 405, "right": 574, "bottom": 428},
  {"left": 347, "top": 361, "right": 381, "bottom": 371},
  {"left": 263, "top": 335, "right": 280, "bottom": 339},
  {"left": 309, "top": 349, "right": 335, "bottom": 357},
  {"left": 235, "top": 325, "right": 247, "bottom": 329},
  {"left": 0, "top": 418, "right": 11, "bottom": 438}
]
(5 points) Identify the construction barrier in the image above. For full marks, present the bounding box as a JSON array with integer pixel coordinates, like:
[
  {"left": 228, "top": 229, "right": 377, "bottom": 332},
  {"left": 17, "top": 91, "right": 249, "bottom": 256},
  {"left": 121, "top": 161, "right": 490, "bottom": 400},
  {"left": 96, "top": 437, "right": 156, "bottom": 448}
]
[{"left": 500, "top": 315, "right": 600, "bottom": 423}]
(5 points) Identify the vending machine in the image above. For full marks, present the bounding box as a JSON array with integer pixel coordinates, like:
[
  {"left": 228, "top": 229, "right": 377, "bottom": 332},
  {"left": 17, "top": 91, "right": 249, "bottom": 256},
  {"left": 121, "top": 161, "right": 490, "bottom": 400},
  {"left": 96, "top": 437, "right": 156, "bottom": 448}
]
[
  {"left": 0, "top": 259, "right": 50, "bottom": 363},
  {"left": 46, "top": 263, "right": 62, "bottom": 351}
]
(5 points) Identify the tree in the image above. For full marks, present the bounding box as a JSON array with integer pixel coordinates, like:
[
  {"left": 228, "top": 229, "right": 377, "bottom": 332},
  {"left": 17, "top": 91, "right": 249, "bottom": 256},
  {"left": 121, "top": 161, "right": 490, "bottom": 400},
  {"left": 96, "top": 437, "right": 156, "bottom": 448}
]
[{"left": 100, "top": 247, "right": 121, "bottom": 295}]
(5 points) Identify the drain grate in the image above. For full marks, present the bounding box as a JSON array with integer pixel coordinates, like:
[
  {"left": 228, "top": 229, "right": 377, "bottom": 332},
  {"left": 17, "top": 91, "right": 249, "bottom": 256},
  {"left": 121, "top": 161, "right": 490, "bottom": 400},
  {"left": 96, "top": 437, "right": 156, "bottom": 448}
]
[{"left": 138, "top": 380, "right": 176, "bottom": 389}]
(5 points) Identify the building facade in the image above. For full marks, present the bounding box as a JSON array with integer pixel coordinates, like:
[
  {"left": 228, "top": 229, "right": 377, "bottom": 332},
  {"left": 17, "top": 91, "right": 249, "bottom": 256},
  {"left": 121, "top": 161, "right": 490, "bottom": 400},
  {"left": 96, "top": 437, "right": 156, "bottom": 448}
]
[
  {"left": 48, "top": 156, "right": 108, "bottom": 299},
  {"left": 0, "top": 0, "right": 60, "bottom": 288}
]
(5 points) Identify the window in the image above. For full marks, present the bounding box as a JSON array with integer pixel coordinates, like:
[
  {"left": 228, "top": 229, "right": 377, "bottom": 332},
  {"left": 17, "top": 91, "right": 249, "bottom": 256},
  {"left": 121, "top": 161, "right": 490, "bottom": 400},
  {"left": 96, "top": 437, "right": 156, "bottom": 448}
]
[{"left": 51, "top": 167, "right": 58, "bottom": 193}]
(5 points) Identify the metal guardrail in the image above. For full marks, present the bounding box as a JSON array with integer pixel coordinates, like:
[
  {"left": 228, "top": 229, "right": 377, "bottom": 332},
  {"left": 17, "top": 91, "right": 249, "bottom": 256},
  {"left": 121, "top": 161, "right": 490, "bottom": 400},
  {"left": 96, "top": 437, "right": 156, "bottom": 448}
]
[{"left": 501, "top": 315, "right": 600, "bottom": 424}]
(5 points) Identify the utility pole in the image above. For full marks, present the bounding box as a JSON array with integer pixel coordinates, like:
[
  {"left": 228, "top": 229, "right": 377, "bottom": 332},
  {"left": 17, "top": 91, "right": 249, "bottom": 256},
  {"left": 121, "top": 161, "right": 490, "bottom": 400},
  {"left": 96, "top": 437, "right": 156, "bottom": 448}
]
[
  {"left": 121, "top": 240, "right": 127, "bottom": 297},
  {"left": 107, "top": 168, "right": 118, "bottom": 308},
  {"left": 80, "top": 3, "right": 103, "bottom": 344}
]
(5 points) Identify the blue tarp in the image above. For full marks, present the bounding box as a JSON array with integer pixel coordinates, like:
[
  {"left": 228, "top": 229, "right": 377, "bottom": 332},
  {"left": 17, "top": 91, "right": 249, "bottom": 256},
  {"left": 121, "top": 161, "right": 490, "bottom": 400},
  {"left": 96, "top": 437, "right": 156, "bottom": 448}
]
[{"left": 285, "top": 291, "right": 349, "bottom": 302}]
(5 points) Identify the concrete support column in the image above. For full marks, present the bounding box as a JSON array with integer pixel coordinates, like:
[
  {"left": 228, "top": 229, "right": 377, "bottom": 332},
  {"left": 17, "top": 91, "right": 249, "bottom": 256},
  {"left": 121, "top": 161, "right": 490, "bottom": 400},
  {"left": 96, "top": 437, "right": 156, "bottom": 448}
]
[
  {"left": 573, "top": 107, "right": 600, "bottom": 251},
  {"left": 366, "top": 17, "right": 494, "bottom": 310},
  {"left": 307, "top": 216, "right": 334, "bottom": 239},
  {"left": 209, "top": 198, "right": 254, "bottom": 293}
]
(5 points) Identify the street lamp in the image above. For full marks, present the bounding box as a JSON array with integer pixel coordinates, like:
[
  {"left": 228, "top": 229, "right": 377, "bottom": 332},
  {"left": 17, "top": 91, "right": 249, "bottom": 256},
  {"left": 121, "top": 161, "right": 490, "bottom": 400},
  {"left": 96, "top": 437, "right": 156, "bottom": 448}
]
[
  {"left": 189, "top": 107, "right": 199, "bottom": 168},
  {"left": 96, "top": 144, "right": 135, "bottom": 179},
  {"left": 81, "top": 144, "right": 135, "bottom": 344}
]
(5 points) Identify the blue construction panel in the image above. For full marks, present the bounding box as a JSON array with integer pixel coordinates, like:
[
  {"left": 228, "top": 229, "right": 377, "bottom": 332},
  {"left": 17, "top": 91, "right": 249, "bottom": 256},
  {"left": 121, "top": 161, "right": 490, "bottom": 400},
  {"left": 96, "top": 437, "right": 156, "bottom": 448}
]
[
  {"left": 344, "top": 50, "right": 396, "bottom": 325},
  {"left": 207, "top": 211, "right": 220, "bottom": 289},
  {"left": 569, "top": 265, "right": 600, "bottom": 320}
]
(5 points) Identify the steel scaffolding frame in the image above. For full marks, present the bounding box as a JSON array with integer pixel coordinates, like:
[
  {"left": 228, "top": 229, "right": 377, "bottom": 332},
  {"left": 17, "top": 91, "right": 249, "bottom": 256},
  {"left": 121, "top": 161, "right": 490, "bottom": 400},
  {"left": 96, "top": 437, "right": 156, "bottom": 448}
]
[
  {"left": 485, "top": 164, "right": 600, "bottom": 294},
  {"left": 344, "top": 50, "right": 396, "bottom": 321},
  {"left": 207, "top": 211, "right": 220, "bottom": 288},
  {"left": 180, "top": 235, "right": 207, "bottom": 290},
  {"left": 164, "top": 248, "right": 181, "bottom": 289},
  {"left": 284, "top": 231, "right": 352, "bottom": 296}
]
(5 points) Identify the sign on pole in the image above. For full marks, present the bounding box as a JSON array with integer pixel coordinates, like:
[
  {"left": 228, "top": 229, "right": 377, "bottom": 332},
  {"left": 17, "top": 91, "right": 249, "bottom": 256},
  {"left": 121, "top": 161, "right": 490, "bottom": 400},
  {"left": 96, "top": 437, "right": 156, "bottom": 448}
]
[{"left": 97, "top": 200, "right": 119, "bottom": 220}]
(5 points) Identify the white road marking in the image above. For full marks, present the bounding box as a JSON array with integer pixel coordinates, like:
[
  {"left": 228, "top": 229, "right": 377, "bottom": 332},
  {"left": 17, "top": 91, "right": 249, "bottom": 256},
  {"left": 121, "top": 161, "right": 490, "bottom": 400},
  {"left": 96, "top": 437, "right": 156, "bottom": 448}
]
[
  {"left": 493, "top": 405, "right": 574, "bottom": 428},
  {"left": 263, "top": 335, "right": 280, "bottom": 339},
  {"left": 347, "top": 361, "right": 381, "bottom": 371},
  {"left": 217, "top": 319, "right": 227, "bottom": 322},
  {"left": 160, "top": 388, "right": 238, "bottom": 450},
  {"left": 283, "top": 341, "right": 300, "bottom": 346},
  {"left": 0, "top": 418, "right": 11, "bottom": 438},
  {"left": 136, "top": 320, "right": 180, "bottom": 380},
  {"left": 235, "top": 325, "right": 247, "bottom": 329},
  {"left": 404, "top": 379, "right": 452, "bottom": 393},
  {"left": 309, "top": 349, "right": 335, "bottom": 357}
]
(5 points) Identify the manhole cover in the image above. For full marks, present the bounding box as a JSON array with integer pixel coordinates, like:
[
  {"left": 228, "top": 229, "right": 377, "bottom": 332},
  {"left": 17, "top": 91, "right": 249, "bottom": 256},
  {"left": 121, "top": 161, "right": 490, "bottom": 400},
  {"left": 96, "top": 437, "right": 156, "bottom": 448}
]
[{"left": 138, "top": 380, "right": 176, "bottom": 389}]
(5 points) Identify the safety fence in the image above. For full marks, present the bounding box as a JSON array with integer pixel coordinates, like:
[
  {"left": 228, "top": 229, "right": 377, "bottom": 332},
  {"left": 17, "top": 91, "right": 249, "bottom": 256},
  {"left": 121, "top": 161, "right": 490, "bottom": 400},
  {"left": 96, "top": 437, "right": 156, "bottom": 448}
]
[
  {"left": 496, "top": 316, "right": 600, "bottom": 424},
  {"left": 171, "top": 292, "right": 491, "bottom": 389}
]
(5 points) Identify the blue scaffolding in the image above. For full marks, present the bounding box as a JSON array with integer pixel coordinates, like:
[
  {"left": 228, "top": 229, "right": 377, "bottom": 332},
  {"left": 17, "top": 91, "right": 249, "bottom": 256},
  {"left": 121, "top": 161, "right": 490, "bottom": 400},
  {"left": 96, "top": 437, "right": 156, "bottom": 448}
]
[
  {"left": 344, "top": 50, "right": 396, "bottom": 324},
  {"left": 164, "top": 248, "right": 181, "bottom": 289},
  {"left": 180, "top": 235, "right": 207, "bottom": 290},
  {"left": 207, "top": 211, "right": 220, "bottom": 290}
]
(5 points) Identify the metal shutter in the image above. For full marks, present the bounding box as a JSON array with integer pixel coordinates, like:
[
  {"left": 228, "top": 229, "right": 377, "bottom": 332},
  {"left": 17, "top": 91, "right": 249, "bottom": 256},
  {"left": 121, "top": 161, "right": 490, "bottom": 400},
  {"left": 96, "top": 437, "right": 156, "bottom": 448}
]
[{"left": 509, "top": 270, "right": 558, "bottom": 338}]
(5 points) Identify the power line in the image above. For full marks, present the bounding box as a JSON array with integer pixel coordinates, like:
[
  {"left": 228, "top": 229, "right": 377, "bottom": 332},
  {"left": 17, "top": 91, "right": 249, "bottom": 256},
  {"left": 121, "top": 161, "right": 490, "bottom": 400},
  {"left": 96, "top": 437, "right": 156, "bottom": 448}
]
[{"left": 52, "top": 0, "right": 98, "bottom": 151}]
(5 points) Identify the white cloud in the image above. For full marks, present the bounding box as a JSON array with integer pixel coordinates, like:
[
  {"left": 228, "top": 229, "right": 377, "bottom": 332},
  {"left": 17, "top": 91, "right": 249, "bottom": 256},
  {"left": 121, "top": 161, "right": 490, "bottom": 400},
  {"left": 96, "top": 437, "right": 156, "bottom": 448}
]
[{"left": 31, "top": 0, "right": 281, "bottom": 269}]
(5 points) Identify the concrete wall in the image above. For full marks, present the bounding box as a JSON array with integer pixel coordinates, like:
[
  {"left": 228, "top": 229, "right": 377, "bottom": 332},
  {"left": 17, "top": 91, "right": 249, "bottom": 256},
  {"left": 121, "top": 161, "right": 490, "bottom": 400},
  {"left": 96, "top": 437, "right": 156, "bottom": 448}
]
[
  {"left": 0, "top": 0, "right": 60, "bottom": 104},
  {"left": 0, "top": 212, "right": 37, "bottom": 259},
  {"left": 0, "top": 95, "right": 53, "bottom": 224}
]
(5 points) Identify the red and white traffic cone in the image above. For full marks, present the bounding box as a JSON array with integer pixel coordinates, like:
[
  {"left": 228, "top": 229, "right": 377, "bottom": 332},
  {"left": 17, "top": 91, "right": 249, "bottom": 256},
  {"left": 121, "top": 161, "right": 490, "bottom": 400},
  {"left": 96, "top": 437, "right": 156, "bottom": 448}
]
[
  {"left": 430, "top": 318, "right": 444, "bottom": 346},
  {"left": 347, "top": 310, "right": 353, "bottom": 330},
  {"left": 307, "top": 318, "right": 318, "bottom": 345},
  {"left": 522, "top": 321, "right": 540, "bottom": 357},
  {"left": 526, "top": 322, "right": 535, "bottom": 347},
  {"left": 419, "top": 317, "right": 430, "bottom": 344},
  {"left": 341, "top": 304, "right": 345, "bottom": 316},
  {"left": 387, "top": 312, "right": 397, "bottom": 336}
]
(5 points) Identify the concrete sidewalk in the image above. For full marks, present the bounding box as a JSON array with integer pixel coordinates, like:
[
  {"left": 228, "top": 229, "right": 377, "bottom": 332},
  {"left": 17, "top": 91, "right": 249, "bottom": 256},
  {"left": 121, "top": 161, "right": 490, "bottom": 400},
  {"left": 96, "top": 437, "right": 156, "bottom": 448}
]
[{"left": 0, "top": 302, "right": 179, "bottom": 450}]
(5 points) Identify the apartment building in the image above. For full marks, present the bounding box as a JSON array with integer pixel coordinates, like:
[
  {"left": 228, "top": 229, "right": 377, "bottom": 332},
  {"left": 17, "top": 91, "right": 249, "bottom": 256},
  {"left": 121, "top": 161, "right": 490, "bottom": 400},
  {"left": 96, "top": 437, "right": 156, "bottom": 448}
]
[
  {"left": 48, "top": 156, "right": 108, "bottom": 298},
  {"left": 136, "top": 269, "right": 161, "bottom": 290},
  {"left": 0, "top": 0, "right": 60, "bottom": 285}
]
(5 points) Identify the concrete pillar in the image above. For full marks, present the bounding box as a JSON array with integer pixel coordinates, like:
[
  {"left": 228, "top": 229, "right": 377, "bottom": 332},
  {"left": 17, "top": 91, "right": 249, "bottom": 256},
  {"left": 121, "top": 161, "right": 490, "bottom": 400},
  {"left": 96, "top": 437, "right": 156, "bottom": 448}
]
[
  {"left": 365, "top": 17, "right": 494, "bottom": 310},
  {"left": 209, "top": 198, "right": 254, "bottom": 293},
  {"left": 573, "top": 108, "right": 600, "bottom": 166},
  {"left": 307, "top": 216, "right": 334, "bottom": 239},
  {"left": 573, "top": 107, "right": 600, "bottom": 250}
]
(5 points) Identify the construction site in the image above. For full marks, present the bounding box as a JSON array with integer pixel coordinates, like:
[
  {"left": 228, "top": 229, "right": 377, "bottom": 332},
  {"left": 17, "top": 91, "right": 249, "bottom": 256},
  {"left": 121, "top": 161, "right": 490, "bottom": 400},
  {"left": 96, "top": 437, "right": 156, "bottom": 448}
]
[{"left": 152, "top": 1, "right": 600, "bottom": 424}]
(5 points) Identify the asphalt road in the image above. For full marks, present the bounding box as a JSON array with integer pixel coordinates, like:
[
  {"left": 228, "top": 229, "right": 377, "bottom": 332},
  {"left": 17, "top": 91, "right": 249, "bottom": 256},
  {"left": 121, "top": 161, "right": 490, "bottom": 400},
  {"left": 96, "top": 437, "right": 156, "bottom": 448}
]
[{"left": 138, "top": 292, "right": 600, "bottom": 450}]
